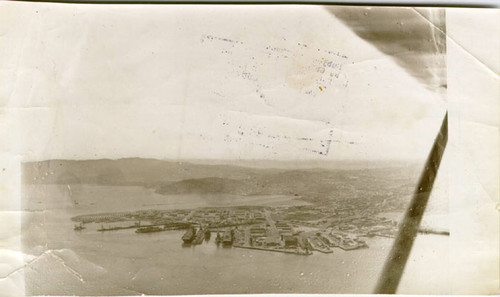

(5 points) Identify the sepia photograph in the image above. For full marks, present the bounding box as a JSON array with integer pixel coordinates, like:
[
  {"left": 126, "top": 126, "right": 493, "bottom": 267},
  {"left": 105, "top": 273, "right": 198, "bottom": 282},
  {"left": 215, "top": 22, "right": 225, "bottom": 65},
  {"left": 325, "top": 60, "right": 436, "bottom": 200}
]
[{"left": 0, "top": 2, "right": 498, "bottom": 296}]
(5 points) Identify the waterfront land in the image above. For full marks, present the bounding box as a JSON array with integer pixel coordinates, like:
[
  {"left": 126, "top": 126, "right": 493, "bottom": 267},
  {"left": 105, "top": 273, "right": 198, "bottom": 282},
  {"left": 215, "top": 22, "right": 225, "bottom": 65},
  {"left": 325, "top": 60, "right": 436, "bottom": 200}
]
[
  {"left": 71, "top": 204, "right": 447, "bottom": 256},
  {"left": 24, "top": 158, "right": 448, "bottom": 257},
  {"left": 71, "top": 205, "right": 381, "bottom": 255}
]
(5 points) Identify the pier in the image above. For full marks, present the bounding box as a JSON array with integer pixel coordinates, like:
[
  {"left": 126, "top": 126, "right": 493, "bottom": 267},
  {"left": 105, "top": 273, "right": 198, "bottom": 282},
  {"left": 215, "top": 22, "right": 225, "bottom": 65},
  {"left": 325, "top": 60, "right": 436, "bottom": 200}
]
[{"left": 233, "top": 244, "right": 312, "bottom": 256}]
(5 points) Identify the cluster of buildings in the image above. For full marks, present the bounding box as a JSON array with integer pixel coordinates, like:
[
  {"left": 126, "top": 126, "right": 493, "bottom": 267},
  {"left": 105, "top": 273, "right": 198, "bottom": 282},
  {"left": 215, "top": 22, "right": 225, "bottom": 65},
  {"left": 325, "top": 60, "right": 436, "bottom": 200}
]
[
  {"left": 72, "top": 209, "right": 191, "bottom": 224},
  {"left": 187, "top": 207, "right": 264, "bottom": 228},
  {"left": 318, "top": 231, "right": 368, "bottom": 251},
  {"left": 232, "top": 223, "right": 367, "bottom": 255},
  {"left": 72, "top": 203, "right": 401, "bottom": 255}
]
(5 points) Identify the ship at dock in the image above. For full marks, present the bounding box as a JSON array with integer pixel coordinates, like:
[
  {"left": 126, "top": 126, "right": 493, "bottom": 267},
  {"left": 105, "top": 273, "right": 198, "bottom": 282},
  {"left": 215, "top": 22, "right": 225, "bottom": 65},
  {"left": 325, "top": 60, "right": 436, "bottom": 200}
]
[
  {"left": 222, "top": 230, "right": 233, "bottom": 246},
  {"left": 182, "top": 226, "right": 196, "bottom": 243},
  {"left": 163, "top": 222, "right": 191, "bottom": 231},
  {"left": 192, "top": 228, "right": 205, "bottom": 245},
  {"left": 135, "top": 226, "right": 163, "bottom": 233},
  {"left": 98, "top": 224, "right": 123, "bottom": 232}
]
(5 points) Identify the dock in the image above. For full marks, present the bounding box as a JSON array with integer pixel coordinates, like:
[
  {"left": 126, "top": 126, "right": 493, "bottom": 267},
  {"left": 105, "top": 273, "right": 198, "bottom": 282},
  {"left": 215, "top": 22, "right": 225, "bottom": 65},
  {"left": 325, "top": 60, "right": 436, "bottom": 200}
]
[{"left": 233, "top": 244, "right": 312, "bottom": 256}]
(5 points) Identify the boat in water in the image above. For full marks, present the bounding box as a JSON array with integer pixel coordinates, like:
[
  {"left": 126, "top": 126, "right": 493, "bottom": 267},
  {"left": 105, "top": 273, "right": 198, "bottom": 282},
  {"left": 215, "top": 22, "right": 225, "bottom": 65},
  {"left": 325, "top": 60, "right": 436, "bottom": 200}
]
[{"left": 182, "top": 227, "right": 196, "bottom": 243}]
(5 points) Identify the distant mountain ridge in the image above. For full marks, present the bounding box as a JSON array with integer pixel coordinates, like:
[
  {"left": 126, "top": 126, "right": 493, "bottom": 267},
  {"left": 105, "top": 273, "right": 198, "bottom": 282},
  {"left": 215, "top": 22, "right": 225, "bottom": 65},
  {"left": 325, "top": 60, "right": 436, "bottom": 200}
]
[
  {"left": 22, "top": 158, "right": 421, "bottom": 204},
  {"left": 22, "top": 158, "right": 281, "bottom": 185}
]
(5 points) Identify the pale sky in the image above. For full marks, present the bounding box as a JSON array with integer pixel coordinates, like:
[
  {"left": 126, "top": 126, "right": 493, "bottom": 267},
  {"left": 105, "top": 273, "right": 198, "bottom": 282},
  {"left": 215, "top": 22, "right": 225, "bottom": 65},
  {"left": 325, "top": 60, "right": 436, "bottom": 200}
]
[{"left": 0, "top": 3, "right": 447, "bottom": 162}]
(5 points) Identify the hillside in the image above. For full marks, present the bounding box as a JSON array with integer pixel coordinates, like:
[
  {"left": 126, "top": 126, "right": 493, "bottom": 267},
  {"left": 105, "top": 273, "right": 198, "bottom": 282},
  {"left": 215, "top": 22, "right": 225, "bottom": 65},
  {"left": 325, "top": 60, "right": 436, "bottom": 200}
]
[{"left": 154, "top": 167, "right": 419, "bottom": 204}]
